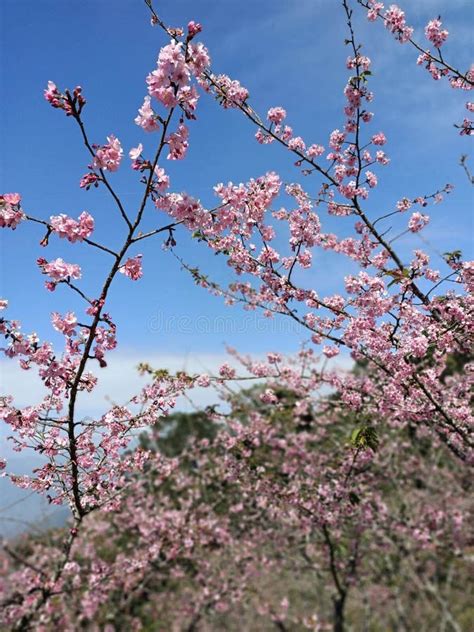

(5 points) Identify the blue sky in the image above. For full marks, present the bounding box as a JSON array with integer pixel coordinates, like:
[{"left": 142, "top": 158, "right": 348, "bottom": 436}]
[
  {"left": 1, "top": 0, "right": 473, "bottom": 356},
  {"left": 0, "top": 0, "right": 473, "bottom": 534}
]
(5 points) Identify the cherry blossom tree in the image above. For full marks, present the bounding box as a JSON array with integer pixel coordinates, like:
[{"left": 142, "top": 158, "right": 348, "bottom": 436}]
[{"left": 1, "top": 0, "right": 473, "bottom": 629}]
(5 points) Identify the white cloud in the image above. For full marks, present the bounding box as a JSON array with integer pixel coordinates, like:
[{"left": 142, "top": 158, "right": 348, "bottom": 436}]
[
  {"left": 0, "top": 351, "right": 231, "bottom": 420},
  {"left": 1, "top": 347, "right": 354, "bottom": 414}
]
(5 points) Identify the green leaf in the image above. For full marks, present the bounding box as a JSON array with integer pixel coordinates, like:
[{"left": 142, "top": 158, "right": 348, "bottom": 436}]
[
  {"left": 385, "top": 267, "right": 410, "bottom": 288},
  {"left": 192, "top": 230, "right": 205, "bottom": 241},
  {"left": 350, "top": 425, "right": 379, "bottom": 451},
  {"left": 443, "top": 249, "right": 462, "bottom": 263}
]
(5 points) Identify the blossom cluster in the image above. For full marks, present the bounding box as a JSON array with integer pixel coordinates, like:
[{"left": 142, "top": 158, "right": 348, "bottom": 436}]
[
  {"left": 142, "top": 38, "right": 210, "bottom": 122},
  {"left": 363, "top": 1, "right": 471, "bottom": 135},
  {"left": 44, "top": 82, "right": 86, "bottom": 116},
  {"left": 425, "top": 18, "right": 449, "bottom": 48},
  {"left": 210, "top": 73, "right": 249, "bottom": 109},
  {"left": 37, "top": 256, "right": 82, "bottom": 290},
  {"left": 50, "top": 211, "right": 94, "bottom": 242},
  {"left": 1, "top": 4, "right": 473, "bottom": 628},
  {"left": 0, "top": 193, "right": 24, "bottom": 229},
  {"left": 135, "top": 95, "right": 160, "bottom": 132},
  {"left": 92, "top": 135, "right": 123, "bottom": 172},
  {"left": 120, "top": 255, "right": 143, "bottom": 280}
]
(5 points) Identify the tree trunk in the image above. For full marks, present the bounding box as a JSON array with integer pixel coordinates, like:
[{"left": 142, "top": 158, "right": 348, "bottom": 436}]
[{"left": 333, "top": 593, "right": 347, "bottom": 632}]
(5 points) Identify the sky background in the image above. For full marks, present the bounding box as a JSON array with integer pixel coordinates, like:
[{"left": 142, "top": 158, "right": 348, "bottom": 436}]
[{"left": 1, "top": 0, "right": 473, "bottom": 535}]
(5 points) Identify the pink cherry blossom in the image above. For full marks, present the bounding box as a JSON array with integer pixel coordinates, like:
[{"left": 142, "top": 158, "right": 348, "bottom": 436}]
[
  {"left": 188, "top": 42, "right": 210, "bottom": 75},
  {"left": 51, "top": 311, "right": 78, "bottom": 336},
  {"left": 79, "top": 172, "right": 100, "bottom": 189},
  {"left": 383, "top": 4, "right": 413, "bottom": 43},
  {"left": 44, "top": 82, "right": 85, "bottom": 116},
  {"left": 306, "top": 144, "right": 325, "bottom": 158},
  {"left": 219, "top": 363, "right": 236, "bottom": 379},
  {"left": 135, "top": 96, "right": 159, "bottom": 132},
  {"left": 210, "top": 74, "right": 249, "bottom": 108},
  {"left": 371, "top": 132, "right": 387, "bottom": 145},
  {"left": 329, "top": 129, "right": 346, "bottom": 150},
  {"left": 37, "top": 257, "right": 82, "bottom": 286},
  {"left": 0, "top": 193, "right": 24, "bottom": 229},
  {"left": 153, "top": 165, "right": 170, "bottom": 191},
  {"left": 375, "top": 150, "right": 390, "bottom": 164},
  {"left": 167, "top": 123, "right": 189, "bottom": 160},
  {"left": 425, "top": 19, "right": 449, "bottom": 48},
  {"left": 187, "top": 20, "right": 202, "bottom": 39},
  {"left": 50, "top": 211, "right": 94, "bottom": 242},
  {"left": 129, "top": 144, "right": 143, "bottom": 160},
  {"left": 297, "top": 250, "right": 312, "bottom": 268},
  {"left": 396, "top": 197, "right": 412, "bottom": 212},
  {"left": 366, "top": 171, "right": 378, "bottom": 188},
  {"left": 288, "top": 136, "right": 306, "bottom": 152},
  {"left": 196, "top": 373, "right": 211, "bottom": 387},
  {"left": 147, "top": 40, "right": 194, "bottom": 109},
  {"left": 366, "top": 1, "right": 384, "bottom": 21},
  {"left": 260, "top": 388, "right": 278, "bottom": 404},
  {"left": 408, "top": 211, "right": 430, "bottom": 232},
  {"left": 92, "top": 135, "right": 123, "bottom": 172},
  {"left": 44, "top": 80, "right": 60, "bottom": 105},
  {"left": 323, "top": 345, "right": 340, "bottom": 358},
  {"left": 267, "top": 107, "right": 287, "bottom": 124},
  {"left": 384, "top": 4, "right": 406, "bottom": 31},
  {"left": 120, "top": 255, "right": 143, "bottom": 280},
  {"left": 3, "top": 193, "right": 21, "bottom": 205}
]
